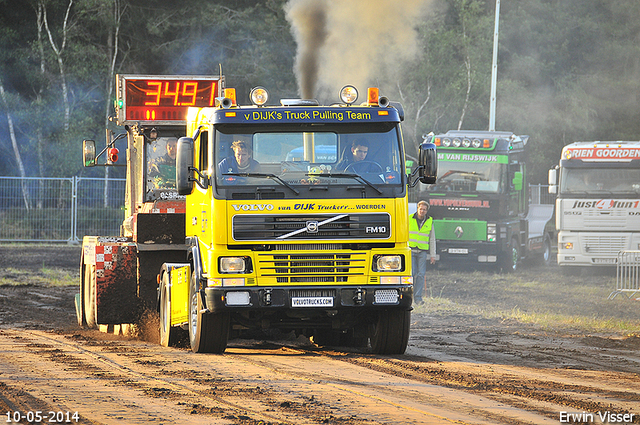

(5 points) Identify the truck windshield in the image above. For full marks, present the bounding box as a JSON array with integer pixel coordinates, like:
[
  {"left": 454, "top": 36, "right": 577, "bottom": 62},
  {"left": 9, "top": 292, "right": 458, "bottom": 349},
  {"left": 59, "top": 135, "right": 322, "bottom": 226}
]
[
  {"left": 425, "top": 159, "right": 505, "bottom": 194},
  {"left": 214, "top": 125, "right": 403, "bottom": 188},
  {"left": 560, "top": 167, "right": 640, "bottom": 195},
  {"left": 146, "top": 136, "right": 178, "bottom": 192}
]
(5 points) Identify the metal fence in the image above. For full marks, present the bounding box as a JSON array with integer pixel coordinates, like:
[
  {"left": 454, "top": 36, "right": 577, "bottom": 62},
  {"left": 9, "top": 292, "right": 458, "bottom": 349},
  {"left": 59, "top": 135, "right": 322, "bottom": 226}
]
[
  {"left": 529, "top": 184, "right": 556, "bottom": 205},
  {"left": 609, "top": 250, "right": 640, "bottom": 299},
  {"left": 0, "top": 176, "right": 126, "bottom": 243}
]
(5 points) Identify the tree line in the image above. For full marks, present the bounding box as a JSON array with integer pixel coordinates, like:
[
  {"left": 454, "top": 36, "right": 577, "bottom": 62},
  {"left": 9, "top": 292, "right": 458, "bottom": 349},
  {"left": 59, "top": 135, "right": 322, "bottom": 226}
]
[{"left": 0, "top": 0, "right": 638, "bottom": 182}]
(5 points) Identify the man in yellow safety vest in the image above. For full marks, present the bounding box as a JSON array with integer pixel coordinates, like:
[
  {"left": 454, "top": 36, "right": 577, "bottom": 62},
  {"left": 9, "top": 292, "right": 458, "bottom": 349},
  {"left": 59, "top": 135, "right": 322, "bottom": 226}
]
[{"left": 409, "top": 200, "right": 436, "bottom": 303}]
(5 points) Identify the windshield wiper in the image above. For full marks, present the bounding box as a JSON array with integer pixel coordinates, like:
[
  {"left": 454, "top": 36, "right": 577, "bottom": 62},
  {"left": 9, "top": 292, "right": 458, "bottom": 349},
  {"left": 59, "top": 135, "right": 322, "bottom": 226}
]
[
  {"left": 310, "top": 172, "right": 383, "bottom": 194},
  {"left": 223, "top": 172, "right": 299, "bottom": 195},
  {"left": 438, "top": 170, "right": 484, "bottom": 182}
]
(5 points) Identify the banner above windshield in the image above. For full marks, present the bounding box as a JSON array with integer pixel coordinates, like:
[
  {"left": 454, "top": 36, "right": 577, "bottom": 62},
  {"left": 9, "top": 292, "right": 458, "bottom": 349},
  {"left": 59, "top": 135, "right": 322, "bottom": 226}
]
[{"left": 210, "top": 106, "right": 401, "bottom": 125}]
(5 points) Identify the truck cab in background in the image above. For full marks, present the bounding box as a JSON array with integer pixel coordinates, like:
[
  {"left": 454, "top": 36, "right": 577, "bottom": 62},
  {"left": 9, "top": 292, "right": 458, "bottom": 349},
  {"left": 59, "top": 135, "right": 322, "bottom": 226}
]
[
  {"left": 415, "top": 130, "right": 554, "bottom": 272},
  {"left": 549, "top": 141, "right": 640, "bottom": 270}
]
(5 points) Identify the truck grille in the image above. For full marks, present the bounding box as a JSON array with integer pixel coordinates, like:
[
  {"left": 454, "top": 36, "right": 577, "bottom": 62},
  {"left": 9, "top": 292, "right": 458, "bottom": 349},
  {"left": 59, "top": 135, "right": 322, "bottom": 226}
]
[
  {"left": 582, "top": 235, "right": 628, "bottom": 255},
  {"left": 256, "top": 251, "right": 367, "bottom": 283},
  {"left": 232, "top": 213, "right": 391, "bottom": 241}
]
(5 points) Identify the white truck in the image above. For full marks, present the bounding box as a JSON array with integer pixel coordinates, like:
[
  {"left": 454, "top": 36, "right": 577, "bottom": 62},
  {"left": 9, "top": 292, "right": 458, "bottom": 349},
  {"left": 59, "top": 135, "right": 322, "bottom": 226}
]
[{"left": 548, "top": 141, "right": 640, "bottom": 269}]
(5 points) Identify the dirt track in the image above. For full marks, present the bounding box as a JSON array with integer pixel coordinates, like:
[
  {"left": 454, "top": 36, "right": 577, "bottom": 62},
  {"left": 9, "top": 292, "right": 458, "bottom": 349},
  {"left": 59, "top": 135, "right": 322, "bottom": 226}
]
[{"left": 0, "top": 245, "right": 639, "bottom": 424}]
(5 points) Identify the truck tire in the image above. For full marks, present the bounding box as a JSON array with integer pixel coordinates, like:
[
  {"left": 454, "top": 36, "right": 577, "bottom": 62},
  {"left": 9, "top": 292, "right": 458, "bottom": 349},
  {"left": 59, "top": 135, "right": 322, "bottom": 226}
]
[
  {"left": 84, "top": 265, "right": 97, "bottom": 329},
  {"left": 159, "top": 272, "right": 179, "bottom": 347},
  {"left": 500, "top": 238, "right": 519, "bottom": 273},
  {"left": 370, "top": 310, "right": 410, "bottom": 354},
  {"left": 188, "top": 271, "right": 229, "bottom": 353},
  {"left": 542, "top": 234, "right": 552, "bottom": 265}
]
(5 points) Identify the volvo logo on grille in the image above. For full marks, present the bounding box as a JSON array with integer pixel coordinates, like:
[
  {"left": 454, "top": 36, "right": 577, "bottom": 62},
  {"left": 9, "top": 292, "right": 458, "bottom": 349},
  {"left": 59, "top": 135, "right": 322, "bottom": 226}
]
[
  {"left": 306, "top": 221, "right": 319, "bottom": 233},
  {"left": 454, "top": 226, "right": 464, "bottom": 238}
]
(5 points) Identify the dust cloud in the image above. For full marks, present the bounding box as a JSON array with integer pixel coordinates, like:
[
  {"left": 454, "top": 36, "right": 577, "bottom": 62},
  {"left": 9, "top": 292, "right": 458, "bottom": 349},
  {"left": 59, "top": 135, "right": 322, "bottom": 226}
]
[{"left": 285, "top": 0, "right": 431, "bottom": 102}]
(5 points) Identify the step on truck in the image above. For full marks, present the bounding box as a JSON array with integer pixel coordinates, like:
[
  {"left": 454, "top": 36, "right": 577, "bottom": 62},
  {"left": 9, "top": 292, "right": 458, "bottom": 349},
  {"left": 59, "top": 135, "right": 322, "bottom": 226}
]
[
  {"left": 76, "top": 74, "right": 223, "bottom": 328},
  {"left": 415, "top": 130, "right": 554, "bottom": 272},
  {"left": 159, "top": 85, "right": 437, "bottom": 354},
  {"left": 548, "top": 141, "right": 640, "bottom": 270}
]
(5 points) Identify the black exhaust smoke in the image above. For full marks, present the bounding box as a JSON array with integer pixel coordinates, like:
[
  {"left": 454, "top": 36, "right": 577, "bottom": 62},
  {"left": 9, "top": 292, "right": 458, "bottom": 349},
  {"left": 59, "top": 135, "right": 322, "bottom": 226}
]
[
  {"left": 285, "top": 0, "right": 430, "bottom": 101},
  {"left": 285, "top": 0, "right": 328, "bottom": 99}
]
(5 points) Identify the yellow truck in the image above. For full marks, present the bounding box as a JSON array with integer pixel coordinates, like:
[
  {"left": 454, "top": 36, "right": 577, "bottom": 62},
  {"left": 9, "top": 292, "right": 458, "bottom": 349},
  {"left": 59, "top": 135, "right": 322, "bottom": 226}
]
[{"left": 160, "top": 85, "right": 437, "bottom": 354}]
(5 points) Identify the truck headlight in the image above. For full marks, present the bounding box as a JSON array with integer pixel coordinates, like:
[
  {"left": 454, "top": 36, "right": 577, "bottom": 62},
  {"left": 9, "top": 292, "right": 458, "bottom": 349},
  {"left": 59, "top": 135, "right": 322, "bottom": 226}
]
[
  {"left": 374, "top": 255, "right": 403, "bottom": 272},
  {"left": 220, "top": 257, "right": 247, "bottom": 273},
  {"left": 561, "top": 242, "right": 573, "bottom": 250},
  {"left": 487, "top": 223, "right": 497, "bottom": 242}
]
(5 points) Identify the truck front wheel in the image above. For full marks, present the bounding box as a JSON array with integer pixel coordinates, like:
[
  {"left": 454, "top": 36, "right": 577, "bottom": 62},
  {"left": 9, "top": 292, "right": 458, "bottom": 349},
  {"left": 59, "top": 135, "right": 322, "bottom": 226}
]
[
  {"left": 542, "top": 234, "right": 552, "bottom": 265},
  {"left": 370, "top": 310, "right": 410, "bottom": 354},
  {"left": 500, "top": 238, "right": 519, "bottom": 273},
  {"left": 188, "top": 271, "right": 229, "bottom": 353}
]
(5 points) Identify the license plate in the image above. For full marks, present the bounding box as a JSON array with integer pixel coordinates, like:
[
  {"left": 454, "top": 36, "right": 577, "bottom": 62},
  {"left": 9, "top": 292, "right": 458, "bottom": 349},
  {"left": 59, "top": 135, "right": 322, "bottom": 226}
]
[
  {"left": 291, "top": 297, "right": 334, "bottom": 307},
  {"left": 593, "top": 258, "right": 616, "bottom": 264},
  {"left": 448, "top": 248, "right": 469, "bottom": 254}
]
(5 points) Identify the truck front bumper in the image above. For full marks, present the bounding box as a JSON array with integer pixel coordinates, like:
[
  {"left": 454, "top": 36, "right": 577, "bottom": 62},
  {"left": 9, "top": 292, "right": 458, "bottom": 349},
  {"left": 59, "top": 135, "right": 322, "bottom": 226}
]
[
  {"left": 436, "top": 241, "right": 500, "bottom": 265},
  {"left": 204, "top": 285, "right": 413, "bottom": 312}
]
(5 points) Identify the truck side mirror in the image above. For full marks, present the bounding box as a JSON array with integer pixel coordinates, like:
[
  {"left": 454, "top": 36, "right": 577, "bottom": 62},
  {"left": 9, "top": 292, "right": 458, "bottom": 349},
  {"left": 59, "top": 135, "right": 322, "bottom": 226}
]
[
  {"left": 418, "top": 142, "right": 437, "bottom": 184},
  {"left": 83, "top": 140, "right": 96, "bottom": 167},
  {"left": 176, "top": 137, "right": 194, "bottom": 195},
  {"left": 548, "top": 167, "right": 558, "bottom": 194},
  {"left": 512, "top": 171, "right": 523, "bottom": 191}
]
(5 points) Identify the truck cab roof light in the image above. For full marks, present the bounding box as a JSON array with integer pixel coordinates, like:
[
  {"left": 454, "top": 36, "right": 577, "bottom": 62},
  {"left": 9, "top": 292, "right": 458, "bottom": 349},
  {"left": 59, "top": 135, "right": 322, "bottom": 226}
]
[
  {"left": 339, "top": 85, "right": 358, "bottom": 105},
  {"left": 224, "top": 88, "right": 237, "bottom": 106},
  {"left": 367, "top": 87, "right": 379, "bottom": 105},
  {"left": 250, "top": 86, "right": 269, "bottom": 106},
  {"left": 483, "top": 139, "right": 491, "bottom": 148}
]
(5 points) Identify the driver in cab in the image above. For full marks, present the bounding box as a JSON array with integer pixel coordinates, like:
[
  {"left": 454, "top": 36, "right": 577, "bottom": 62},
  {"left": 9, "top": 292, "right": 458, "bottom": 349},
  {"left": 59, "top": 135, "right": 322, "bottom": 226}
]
[
  {"left": 148, "top": 137, "right": 177, "bottom": 189},
  {"left": 218, "top": 140, "right": 261, "bottom": 174},
  {"left": 336, "top": 140, "right": 378, "bottom": 173}
]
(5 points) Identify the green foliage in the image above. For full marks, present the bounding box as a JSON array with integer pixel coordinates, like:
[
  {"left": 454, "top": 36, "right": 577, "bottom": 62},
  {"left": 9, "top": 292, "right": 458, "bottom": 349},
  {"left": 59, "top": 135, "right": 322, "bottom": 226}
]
[{"left": 0, "top": 0, "right": 639, "bottom": 184}]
